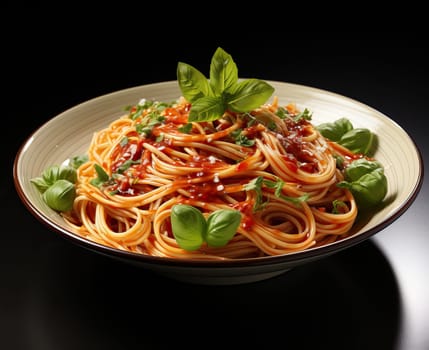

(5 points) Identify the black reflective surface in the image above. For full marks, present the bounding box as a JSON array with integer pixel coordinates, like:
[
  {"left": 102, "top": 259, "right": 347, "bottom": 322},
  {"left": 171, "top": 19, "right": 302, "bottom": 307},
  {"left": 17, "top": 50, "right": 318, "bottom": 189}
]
[
  {"left": 4, "top": 30, "right": 428, "bottom": 350},
  {"left": 11, "top": 239, "right": 401, "bottom": 349}
]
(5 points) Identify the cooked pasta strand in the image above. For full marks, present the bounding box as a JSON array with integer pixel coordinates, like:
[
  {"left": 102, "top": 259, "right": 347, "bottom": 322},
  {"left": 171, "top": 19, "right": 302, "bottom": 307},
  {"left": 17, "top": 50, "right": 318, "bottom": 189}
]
[{"left": 61, "top": 97, "right": 361, "bottom": 260}]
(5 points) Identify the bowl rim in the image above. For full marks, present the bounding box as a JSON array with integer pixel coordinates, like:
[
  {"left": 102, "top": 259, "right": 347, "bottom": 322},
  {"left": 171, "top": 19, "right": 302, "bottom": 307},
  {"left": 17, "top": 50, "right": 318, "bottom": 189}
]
[{"left": 13, "top": 80, "right": 426, "bottom": 268}]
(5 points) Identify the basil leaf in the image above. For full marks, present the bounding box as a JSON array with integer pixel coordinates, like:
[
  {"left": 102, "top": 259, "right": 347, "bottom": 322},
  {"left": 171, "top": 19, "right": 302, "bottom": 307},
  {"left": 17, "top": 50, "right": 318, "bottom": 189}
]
[
  {"left": 69, "top": 154, "right": 89, "bottom": 169},
  {"left": 188, "top": 96, "right": 226, "bottom": 122},
  {"left": 332, "top": 199, "right": 348, "bottom": 214},
  {"left": 177, "top": 62, "right": 213, "bottom": 103},
  {"left": 170, "top": 205, "right": 242, "bottom": 250},
  {"left": 234, "top": 133, "right": 255, "bottom": 147},
  {"left": 120, "top": 137, "right": 129, "bottom": 147},
  {"left": 171, "top": 204, "right": 206, "bottom": 251},
  {"left": 30, "top": 177, "right": 50, "bottom": 193},
  {"left": 339, "top": 128, "right": 376, "bottom": 156},
  {"left": 226, "top": 79, "right": 274, "bottom": 113},
  {"left": 115, "top": 159, "right": 141, "bottom": 174},
  {"left": 42, "top": 179, "right": 76, "bottom": 212},
  {"left": 205, "top": 209, "right": 241, "bottom": 248},
  {"left": 344, "top": 158, "right": 383, "bottom": 182},
  {"left": 293, "top": 108, "right": 313, "bottom": 122},
  {"left": 31, "top": 164, "right": 78, "bottom": 195},
  {"left": 178, "top": 123, "right": 192, "bottom": 134},
  {"left": 177, "top": 47, "right": 275, "bottom": 122},
  {"left": 317, "top": 118, "right": 353, "bottom": 141},
  {"left": 41, "top": 165, "right": 61, "bottom": 186},
  {"left": 57, "top": 165, "right": 77, "bottom": 183},
  {"left": 338, "top": 168, "right": 387, "bottom": 208},
  {"left": 41, "top": 164, "right": 77, "bottom": 186},
  {"left": 90, "top": 163, "right": 110, "bottom": 188},
  {"left": 209, "top": 47, "right": 238, "bottom": 95},
  {"left": 263, "top": 178, "right": 309, "bottom": 206},
  {"left": 243, "top": 176, "right": 266, "bottom": 212}
]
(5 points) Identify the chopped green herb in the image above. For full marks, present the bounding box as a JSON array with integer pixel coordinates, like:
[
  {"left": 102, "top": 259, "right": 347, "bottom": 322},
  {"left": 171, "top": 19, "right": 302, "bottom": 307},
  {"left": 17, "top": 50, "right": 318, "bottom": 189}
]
[
  {"left": 178, "top": 123, "right": 192, "bottom": 134},
  {"left": 90, "top": 163, "right": 111, "bottom": 188}
]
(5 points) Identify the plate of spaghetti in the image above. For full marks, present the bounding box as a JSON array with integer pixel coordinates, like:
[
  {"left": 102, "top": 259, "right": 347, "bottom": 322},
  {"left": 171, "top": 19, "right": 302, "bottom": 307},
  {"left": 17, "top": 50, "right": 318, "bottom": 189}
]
[{"left": 14, "top": 48, "right": 423, "bottom": 285}]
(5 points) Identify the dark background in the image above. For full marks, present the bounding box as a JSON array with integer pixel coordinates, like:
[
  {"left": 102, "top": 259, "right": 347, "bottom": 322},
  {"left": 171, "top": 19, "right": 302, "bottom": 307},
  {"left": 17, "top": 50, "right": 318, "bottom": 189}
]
[{"left": 3, "top": 10, "right": 428, "bottom": 350}]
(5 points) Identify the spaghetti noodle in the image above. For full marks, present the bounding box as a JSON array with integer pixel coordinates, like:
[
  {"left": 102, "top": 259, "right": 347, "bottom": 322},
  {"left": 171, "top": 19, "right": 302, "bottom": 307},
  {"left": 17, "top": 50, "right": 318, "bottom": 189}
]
[{"left": 62, "top": 96, "right": 361, "bottom": 260}]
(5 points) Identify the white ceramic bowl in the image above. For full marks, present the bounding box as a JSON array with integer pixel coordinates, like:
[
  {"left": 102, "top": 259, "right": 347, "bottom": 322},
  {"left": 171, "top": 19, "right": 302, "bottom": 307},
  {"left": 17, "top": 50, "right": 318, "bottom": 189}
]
[{"left": 14, "top": 81, "right": 424, "bottom": 285}]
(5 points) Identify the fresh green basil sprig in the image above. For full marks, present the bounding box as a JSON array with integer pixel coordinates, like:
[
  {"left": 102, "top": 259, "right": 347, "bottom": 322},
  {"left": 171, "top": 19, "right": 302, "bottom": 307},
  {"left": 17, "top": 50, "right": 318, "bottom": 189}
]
[
  {"left": 177, "top": 47, "right": 275, "bottom": 122},
  {"left": 31, "top": 163, "right": 78, "bottom": 212},
  {"left": 244, "top": 176, "right": 309, "bottom": 212},
  {"left": 170, "top": 204, "right": 242, "bottom": 251},
  {"left": 317, "top": 119, "right": 387, "bottom": 208},
  {"left": 317, "top": 117, "right": 377, "bottom": 156}
]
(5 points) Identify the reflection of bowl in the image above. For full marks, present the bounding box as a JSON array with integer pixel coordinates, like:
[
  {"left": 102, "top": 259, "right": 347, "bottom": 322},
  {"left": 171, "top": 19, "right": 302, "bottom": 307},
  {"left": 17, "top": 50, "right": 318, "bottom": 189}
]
[
  {"left": 13, "top": 81, "right": 424, "bottom": 285},
  {"left": 24, "top": 240, "right": 400, "bottom": 348}
]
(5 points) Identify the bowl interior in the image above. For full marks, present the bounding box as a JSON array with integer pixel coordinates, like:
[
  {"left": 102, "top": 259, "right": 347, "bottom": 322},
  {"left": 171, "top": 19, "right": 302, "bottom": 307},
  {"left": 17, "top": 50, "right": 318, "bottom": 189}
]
[{"left": 14, "top": 80, "right": 423, "bottom": 270}]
